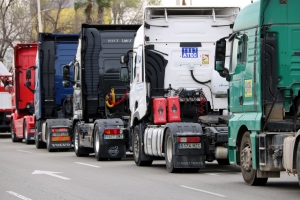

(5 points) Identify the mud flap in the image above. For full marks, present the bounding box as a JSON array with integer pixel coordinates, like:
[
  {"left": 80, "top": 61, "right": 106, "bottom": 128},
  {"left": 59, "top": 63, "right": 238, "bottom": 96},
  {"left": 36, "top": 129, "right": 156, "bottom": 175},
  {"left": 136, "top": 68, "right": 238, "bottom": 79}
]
[
  {"left": 100, "top": 145, "right": 126, "bottom": 158},
  {"left": 174, "top": 155, "right": 206, "bottom": 168},
  {"left": 96, "top": 118, "right": 127, "bottom": 158},
  {"left": 166, "top": 122, "right": 205, "bottom": 169},
  {"left": 46, "top": 119, "right": 72, "bottom": 149}
]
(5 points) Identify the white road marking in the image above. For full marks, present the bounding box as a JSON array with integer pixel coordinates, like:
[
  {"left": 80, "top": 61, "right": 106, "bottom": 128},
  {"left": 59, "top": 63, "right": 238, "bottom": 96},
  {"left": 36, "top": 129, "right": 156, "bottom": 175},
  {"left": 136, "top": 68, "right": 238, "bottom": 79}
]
[
  {"left": 32, "top": 170, "right": 70, "bottom": 180},
  {"left": 18, "top": 150, "right": 33, "bottom": 154},
  {"left": 7, "top": 191, "right": 32, "bottom": 200},
  {"left": 75, "top": 162, "right": 101, "bottom": 168},
  {"left": 180, "top": 185, "right": 226, "bottom": 198},
  {"left": 205, "top": 173, "right": 221, "bottom": 176}
]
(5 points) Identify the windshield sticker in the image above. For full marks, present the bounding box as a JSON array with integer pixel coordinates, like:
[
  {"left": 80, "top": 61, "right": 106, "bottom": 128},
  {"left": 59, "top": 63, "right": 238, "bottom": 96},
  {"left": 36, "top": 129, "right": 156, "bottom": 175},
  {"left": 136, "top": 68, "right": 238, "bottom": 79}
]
[
  {"left": 245, "top": 79, "right": 252, "bottom": 97},
  {"left": 202, "top": 54, "right": 209, "bottom": 64}
]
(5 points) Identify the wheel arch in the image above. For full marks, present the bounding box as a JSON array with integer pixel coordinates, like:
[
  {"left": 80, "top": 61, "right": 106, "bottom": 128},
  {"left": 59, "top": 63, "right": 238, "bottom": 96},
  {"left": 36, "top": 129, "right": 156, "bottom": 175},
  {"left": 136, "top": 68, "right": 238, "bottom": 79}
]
[{"left": 235, "top": 125, "right": 249, "bottom": 165}]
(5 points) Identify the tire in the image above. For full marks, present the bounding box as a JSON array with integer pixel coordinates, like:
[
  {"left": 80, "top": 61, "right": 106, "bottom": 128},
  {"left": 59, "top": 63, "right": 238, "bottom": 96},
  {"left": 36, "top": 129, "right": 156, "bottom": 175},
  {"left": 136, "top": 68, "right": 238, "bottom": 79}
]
[
  {"left": 133, "top": 126, "right": 152, "bottom": 166},
  {"left": 46, "top": 124, "right": 54, "bottom": 152},
  {"left": 94, "top": 124, "right": 107, "bottom": 161},
  {"left": 165, "top": 128, "right": 180, "bottom": 173},
  {"left": 240, "top": 131, "right": 268, "bottom": 186},
  {"left": 74, "top": 123, "right": 89, "bottom": 157},
  {"left": 11, "top": 120, "right": 21, "bottom": 142},
  {"left": 297, "top": 140, "right": 300, "bottom": 187},
  {"left": 24, "top": 121, "right": 31, "bottom": 144},
  {"left": 217, "top": 159, "right": 230, "bottom": 165},
  {"left": 35, "top": 122, "right": 46, "bottom": 149}
]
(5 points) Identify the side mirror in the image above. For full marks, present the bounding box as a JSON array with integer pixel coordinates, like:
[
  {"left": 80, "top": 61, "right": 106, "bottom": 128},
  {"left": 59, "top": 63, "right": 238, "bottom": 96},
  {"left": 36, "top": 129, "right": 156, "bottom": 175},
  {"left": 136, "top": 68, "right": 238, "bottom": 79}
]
[
  {"left": 62, "top": 80, "right": 70, "bottom": 88},
  {"left": 25, "top": 81, "right": 31, "bottom": 87},
  {"left": 26, "top": 68, "right": 31, "bottom": 79},
  {"left": 215, "top": 38, "right": 226, "bottom": 71},
  {"left": 63, "top": 65, "right": 70, "bottom": 81},
  {"left": 120, "top": 55, "right": 129, "bottom": 64},
  {"left": 4, "top": 85, "right": 9, "bottom": 91},
  {"left": 120, "top": 67, "right": 129, "bottom": 82}
]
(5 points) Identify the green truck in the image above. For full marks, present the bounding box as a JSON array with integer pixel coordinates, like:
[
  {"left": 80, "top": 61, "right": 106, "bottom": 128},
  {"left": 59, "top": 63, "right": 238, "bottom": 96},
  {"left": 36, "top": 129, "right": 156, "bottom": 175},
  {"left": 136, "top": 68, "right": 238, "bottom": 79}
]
[{"left": 215, "top": 0, "right": 300, "bottom": 186}]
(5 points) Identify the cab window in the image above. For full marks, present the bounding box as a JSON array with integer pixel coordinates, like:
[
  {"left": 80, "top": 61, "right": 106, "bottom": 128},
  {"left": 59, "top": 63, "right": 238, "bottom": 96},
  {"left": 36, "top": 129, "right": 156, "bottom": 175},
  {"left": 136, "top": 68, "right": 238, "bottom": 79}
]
[{"left": 230, "top": 33, "right": 248, "bottom": 72}]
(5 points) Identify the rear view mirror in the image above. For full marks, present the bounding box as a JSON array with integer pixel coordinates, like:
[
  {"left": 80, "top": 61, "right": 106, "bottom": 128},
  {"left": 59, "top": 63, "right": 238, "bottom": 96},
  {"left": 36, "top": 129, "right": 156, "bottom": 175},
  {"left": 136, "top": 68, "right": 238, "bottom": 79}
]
[
  {"left": 120, "top": 67, "right": 129, "bottom": 82},
  {"left": 120, "top": 55, "right": 129, "bottom": 64},
  {"left": 63, "top": 65, "right": 70, "bottom": 81},
  {"left": 26, "top": 68, "right": 31, "bottom": 79},
  {"left": 215, "top": 38, "right": 226, "bottom": 71}
]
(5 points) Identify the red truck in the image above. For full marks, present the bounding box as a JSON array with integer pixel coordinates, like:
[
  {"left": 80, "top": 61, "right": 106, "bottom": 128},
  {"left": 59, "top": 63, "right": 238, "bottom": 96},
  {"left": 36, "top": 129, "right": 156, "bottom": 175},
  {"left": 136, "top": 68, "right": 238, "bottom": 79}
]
[
  {"left": 8, "top": 43, "right": 37, "bottom": 143},
  {"left": 0, "top": 62, "right": 12, "bottom": 132}
]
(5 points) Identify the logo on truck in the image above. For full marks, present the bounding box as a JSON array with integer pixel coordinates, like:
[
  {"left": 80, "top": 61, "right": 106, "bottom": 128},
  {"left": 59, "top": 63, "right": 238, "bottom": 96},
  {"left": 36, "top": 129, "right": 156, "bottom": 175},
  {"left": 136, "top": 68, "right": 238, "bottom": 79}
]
[
  {"left": 108, "top": 146, "right": 119, "bottom": 156},
  {"left": 182, "top": 48, "right": 198, "bottom": 58}
]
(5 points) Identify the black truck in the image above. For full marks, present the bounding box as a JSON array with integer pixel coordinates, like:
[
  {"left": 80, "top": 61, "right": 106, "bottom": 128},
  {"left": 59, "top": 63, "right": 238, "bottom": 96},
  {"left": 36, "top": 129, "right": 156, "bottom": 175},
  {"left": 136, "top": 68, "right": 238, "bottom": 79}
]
[{"left": 63, "top": 24, "right": 140, "bottom": 160}]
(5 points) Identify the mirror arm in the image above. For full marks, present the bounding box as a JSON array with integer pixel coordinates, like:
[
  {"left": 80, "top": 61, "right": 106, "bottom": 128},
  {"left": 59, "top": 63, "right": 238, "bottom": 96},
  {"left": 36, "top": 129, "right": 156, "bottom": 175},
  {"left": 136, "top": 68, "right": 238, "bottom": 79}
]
[{"left": 25, "top": 84, "right": 35, "bottom": 94}]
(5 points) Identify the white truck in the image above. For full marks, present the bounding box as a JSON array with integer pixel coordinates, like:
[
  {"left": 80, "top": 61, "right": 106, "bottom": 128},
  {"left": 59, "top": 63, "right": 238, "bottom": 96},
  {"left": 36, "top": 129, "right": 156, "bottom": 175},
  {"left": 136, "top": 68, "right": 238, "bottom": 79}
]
[
  {"left": 121, "top": 6, "right": 240, "bottom": 172},
  {"left": 0, "top": 62, "right": 12, "bottom": 132}
]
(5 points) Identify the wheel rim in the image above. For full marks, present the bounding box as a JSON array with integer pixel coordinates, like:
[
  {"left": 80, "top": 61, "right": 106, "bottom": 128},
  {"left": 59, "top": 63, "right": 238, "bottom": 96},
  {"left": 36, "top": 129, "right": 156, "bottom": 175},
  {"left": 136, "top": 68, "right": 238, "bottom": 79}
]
[
  {"left": 74, "top": 128, "right": 78, "bottom": 151},
  {"left": 24, "top": 123, "right": 27, "bottom": 140},
  {"left": 95, "top": 132, "right": 100, "bottom": 153},
  {"left": 167, "top": 135, "right": 173, "bottom": 163},
  {"left": 11, "top": 121, "right": 14, "bottom": 139},
  {"left": 241, "top": 143, "right": 253, "bottom": 177},
  {"left": 134, "top": 134, "right": 139, "bottom": 159}
]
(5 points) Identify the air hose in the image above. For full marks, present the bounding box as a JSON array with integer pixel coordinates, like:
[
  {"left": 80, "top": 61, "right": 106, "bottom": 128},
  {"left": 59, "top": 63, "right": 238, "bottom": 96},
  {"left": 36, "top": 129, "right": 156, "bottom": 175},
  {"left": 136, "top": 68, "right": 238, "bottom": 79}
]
[{"left": 105, "top": 88, "right": 116, "bottom": 108}]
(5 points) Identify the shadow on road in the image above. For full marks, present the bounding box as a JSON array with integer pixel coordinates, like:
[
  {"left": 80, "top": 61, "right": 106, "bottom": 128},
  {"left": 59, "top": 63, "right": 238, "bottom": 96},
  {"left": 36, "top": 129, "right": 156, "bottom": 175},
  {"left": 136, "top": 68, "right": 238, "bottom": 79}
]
[{"left": 0, "top": 133, "right": 10, "bottom": 138}]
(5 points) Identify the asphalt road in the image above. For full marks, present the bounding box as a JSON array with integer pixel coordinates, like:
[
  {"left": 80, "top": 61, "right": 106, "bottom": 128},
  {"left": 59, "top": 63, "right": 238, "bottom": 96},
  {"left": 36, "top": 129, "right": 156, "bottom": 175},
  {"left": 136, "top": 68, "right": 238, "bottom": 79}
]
[{"left": 0, "top": 132, "right": 300, "bottom": 200}]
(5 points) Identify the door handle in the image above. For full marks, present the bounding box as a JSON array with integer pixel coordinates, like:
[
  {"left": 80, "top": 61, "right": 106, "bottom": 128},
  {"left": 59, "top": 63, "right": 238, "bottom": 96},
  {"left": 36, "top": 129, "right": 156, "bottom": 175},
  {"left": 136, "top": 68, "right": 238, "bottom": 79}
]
[{"left": 239, "top": 96, "right": 243, "bottom": 105}]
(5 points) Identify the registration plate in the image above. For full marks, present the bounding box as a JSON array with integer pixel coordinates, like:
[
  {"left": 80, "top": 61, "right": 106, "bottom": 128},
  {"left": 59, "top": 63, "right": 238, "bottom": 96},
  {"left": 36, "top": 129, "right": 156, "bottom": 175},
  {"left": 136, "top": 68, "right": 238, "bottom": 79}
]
[
  {"left": 30, "top": 129, "right": 35, "bottom": 133},
  {"left": 178, "top": 143, "right": 201, "bottom": 149},
  {"left": 52, "top": 132, "right": 69, "bottom": 136},
  {"left": 104, "top": 134, "right": 124, "bottom": 139}
]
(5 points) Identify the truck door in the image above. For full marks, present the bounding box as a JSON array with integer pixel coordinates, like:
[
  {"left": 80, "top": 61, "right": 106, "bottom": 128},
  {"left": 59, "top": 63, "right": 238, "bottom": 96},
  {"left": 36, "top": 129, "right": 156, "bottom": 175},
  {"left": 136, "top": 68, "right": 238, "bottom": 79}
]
[
  {"left": 229, "top": 33, "right": 248, "bottom": 112},
  {"left": 73, "top": 61, "right": 82, "bottom": 117},
  {"left": 130, "top": 45, "right": 147, "bottom": 121}
]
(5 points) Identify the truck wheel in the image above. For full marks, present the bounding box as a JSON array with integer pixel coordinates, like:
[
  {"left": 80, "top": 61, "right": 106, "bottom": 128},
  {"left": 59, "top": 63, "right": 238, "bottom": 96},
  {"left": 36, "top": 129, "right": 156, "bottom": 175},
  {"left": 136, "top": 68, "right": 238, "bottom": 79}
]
[
  {"left": 46, "top": 124, "right": 54, "bottom": 152},
  {"left": 165, "top": 128, "right": 181, "bottom": 173},
  {"left": 35, "top": 123, "right": 46, "bottom": 149},
  {"left": 74, "top": 123, "right": 89, "bottom": 157},
  {"left": 11, "top": 120, "right": 21, "bottom": 142},
  {"left": 133, "top": 126, "right": 152, "bottom": 166},
  {"left": 94, "top": 124, "right": 106, "bottom": 161},
  {"left": 217, "top": 159, "right": 230, "bottom": 165},
  {"left": 240, "top": 131, "right": 268, "bottom": 185},
  {"left": 297, "top": 140, "right": 300, "bottom": 186},
  {"left": 24, "top": 121, "right": 31, "bottom": 144}
]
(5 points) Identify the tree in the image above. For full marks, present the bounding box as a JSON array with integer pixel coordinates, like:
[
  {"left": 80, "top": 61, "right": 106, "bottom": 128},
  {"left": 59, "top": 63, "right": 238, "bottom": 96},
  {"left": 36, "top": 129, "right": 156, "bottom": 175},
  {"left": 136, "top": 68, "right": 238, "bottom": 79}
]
[
  {"left": 74, "top": 0, "right": 110, "bottom": 24},
  {"left": 40, "top": 0, "right": 76, "bottom": 33},
  {"left": 0, "top": 0, "right": 35, "bottom": 68},
  {"left": 110, "top": 0, "right": 161, "bottom": 24}
]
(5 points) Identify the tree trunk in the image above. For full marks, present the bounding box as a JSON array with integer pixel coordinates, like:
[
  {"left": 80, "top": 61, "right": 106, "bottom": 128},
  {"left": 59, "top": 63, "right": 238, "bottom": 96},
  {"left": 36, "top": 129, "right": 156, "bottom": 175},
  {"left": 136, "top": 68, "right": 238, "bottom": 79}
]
[
  {"left": 97, "top": 6, "right": 104, "bottom": 24},
  {"left": 85, "top": 2, "right": 93, "bottom": 24}
]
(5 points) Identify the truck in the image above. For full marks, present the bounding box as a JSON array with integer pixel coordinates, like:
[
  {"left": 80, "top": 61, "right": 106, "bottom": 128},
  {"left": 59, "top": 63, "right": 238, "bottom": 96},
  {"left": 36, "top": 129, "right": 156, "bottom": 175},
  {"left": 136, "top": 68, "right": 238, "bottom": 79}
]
[
  {"left": 28, "top": 33, "right": 78, "bottom": 152},
  {"left": 120, "top": 6, "right": 240, "bottom": 173},
  {"left": 62, "top": 24, "right": 140, "bottom": 160},
  {"left": 0, "top": 62, "right": 12, "bottom": 132},
  {"left": 214, "top": 0, "right": 300, "bottom": 186},
  {"left": 5, "top": 43, "right": 37, "bottom": 144}
]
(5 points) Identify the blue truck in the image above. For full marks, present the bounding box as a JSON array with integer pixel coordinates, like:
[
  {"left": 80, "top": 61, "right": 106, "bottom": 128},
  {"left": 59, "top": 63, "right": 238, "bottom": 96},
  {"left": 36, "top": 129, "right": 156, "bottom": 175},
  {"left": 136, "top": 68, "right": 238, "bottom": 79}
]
[{"left": 26, "top": 33, "right": 78, "bottom": 152}]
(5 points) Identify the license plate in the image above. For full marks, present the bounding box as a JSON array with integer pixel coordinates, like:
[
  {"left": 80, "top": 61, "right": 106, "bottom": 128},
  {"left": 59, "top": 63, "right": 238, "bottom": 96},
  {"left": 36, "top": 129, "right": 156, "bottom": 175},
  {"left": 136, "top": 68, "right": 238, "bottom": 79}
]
[
  {"left": 178, "top": 143, "right": 201, "bottom": 149},
  {"left": 52, "top": 132, "right": 69, "bottom": 136},
  {"left": 104, "top": 134, "right": 124, "bottom": 139},
  {"left": 30, "top": 129, "right": 35, "bottom": 133}
]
